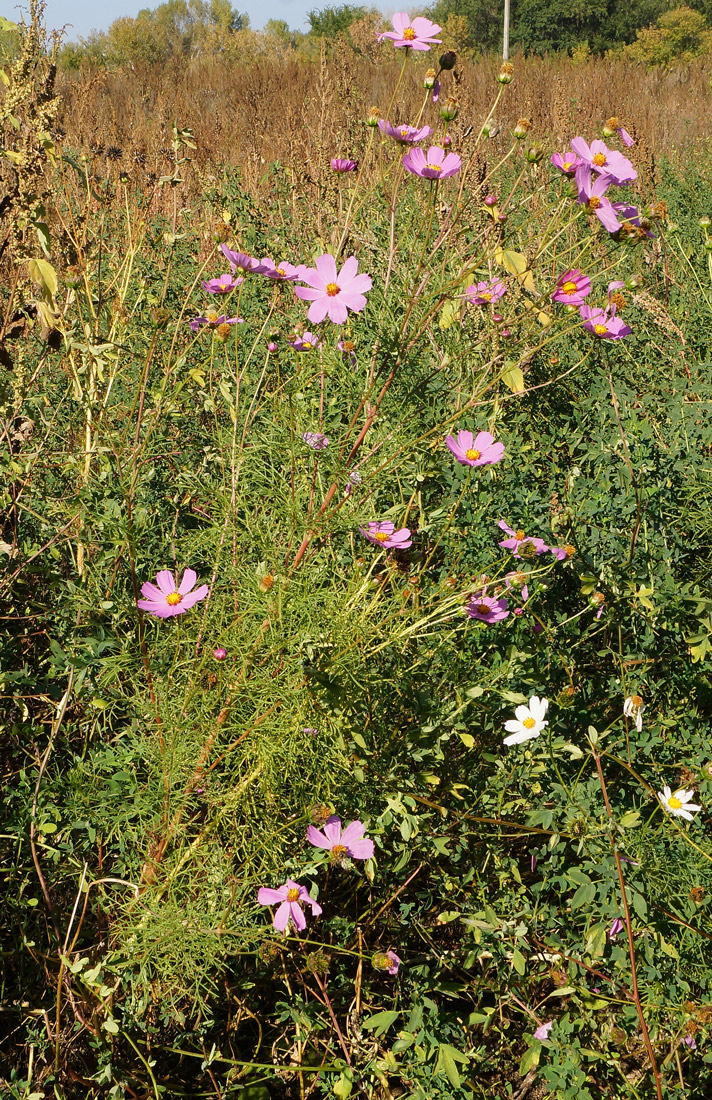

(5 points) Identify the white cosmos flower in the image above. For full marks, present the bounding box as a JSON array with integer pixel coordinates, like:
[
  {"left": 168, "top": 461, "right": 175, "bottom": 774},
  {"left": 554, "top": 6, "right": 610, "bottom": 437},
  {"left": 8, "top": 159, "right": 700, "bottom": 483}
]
[
  {"left": 623, "top": 694, "right": 644, "bottom": 732},
  {"left": 658, "top": 785, "right": 701, "bottom": 822},
  {"left": 503, "top": 696, "right": 549, "bottom": 746}
]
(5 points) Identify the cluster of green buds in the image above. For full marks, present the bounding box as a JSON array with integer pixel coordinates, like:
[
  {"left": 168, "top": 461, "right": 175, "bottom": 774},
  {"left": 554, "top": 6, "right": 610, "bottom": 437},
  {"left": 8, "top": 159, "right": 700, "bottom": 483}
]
[{"left": 482, "top": 119, "right": 500, "bottom": 138}]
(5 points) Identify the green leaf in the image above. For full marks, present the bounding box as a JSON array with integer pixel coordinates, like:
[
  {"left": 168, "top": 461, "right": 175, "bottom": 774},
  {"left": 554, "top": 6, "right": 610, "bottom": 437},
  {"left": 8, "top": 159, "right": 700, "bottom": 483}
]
[
  {"left": 501, "top": 362, "right": 525, "bottom": 393},
  {"left": 512, "top": 947, "right": 526, "bottom": 975},
  {"left": 459, "top": 732, "right": 475, "bottom": 748},
  {"left": 619, "top": 810, "right": 641, "bottom": 828},
  {"left": 103, "top": 1017, "right": 119, "bottom": 1034},
  {"left": 361, "top": 1010, "right": 399, "bottom": 1036},
  {"left": 571, "top": 882, "right": 596, "bottom": 909},
  {"left": 519, "top": 1042, "right": 541, "bottom": 1075},
  {"left": 435, "top": 1042, "right": 469, "bottom": 1088}
]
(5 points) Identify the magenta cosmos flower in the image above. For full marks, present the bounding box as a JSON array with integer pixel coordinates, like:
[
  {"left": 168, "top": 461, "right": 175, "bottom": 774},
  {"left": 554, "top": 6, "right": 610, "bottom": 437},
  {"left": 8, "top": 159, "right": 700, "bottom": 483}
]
[
  {"left": 386, "top": 949, "right": 401, "bottom": 974},
  {"left": 466, "top": 279, "right": 507, "bottom": 306},
  {"left": 306, "top": 815, "right": 375, "bottom": 861},
  {"left": 402, "top": 145, "right": 461, "bottom": 180},
  {"left": 534, "top": 1021, "right": 554, "bottom": 1041},
  {"left": 189, "top": 310, "right": 242, "bottom": 332},
  {"left": 201, "top": 273, "right": 243, "bottom": 294},
  {"left": 260, "top": 258, "right": 301, "bottom": 281},
  {"left": 295, "top": 254, "right": 372, "bottom": 325},
  {"left": 379, "top": 119, "right": 432, "bottom": 144},
  {"left": 360, "top": 521, "right": 412, "bottom": 549},
  {"left": 137, "top": 568, "right": 209, "bottom": 618},
  {"left": 575, "top": 169, "right": 621, "bottom": 234},
  {"left": 551, "top": 151, "right": 582, "bottom": 176},
  {"left": 289, "top": 331, "right": 321, "bottom": 351},
  {"left": 377, "top": 11, "right": 442, "bottom": 50},
  {"left": 467, "top": 593, "right": 509, "bottom": 624},
  {"left": 498, "top": 521, "right": 549, "bottom": 558},
  {"left": 579, "top": 304, "right": 631, "bottom": 340},
  {"left": 552, "top": 269, "right": 591, "bottom": 306},
  {"left": 301, "top": 431, "right": 329, "bottom": 450},
  {"left": 220, "top": 245, "right": 265, "bottom": 275},
  {"left": 570, "top": 137, "right": 636, "bottom": 185},
  {"left": 446, "top": 429, "right": 504, "bottom": 467},
  {"left": 505, "top": 569, "right": 530, "bottom": 602},
  {"left": 331, "top": 158, "right": 358, "bottom": 172},
  {"left": 257, "top": 879, "right": 322, "bottom": 933},
  {"left": 612, "top": 203, "right": 656, "bottom": 238}
]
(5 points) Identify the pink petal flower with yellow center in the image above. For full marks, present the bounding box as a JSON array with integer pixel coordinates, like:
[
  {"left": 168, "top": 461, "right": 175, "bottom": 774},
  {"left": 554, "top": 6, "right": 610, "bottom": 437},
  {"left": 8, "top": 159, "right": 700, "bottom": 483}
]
[
  {"left": 446, "top": 429, "right": 505, "bottom": 467},
  {"left": 288, "top": 331, "right": 321, "bottom": 351},
  {"left": 552, "top": 269, "right": 591, "bottom": 306},
  {"left": 551, "top": 151, "right": 582, "bottom": 176},
  {"left": 189, "top": 310, "right": 243, "bottom": 332},
  {"left": 330, "top": 157, "right": 358, "bottom": 172},
  {"left": 498, "top": 520, "right": 549, "bottom": 558},
  {"left": 378, "top": 119, "right": 432, "bottom": 144},
  {"left": 137, "top": 568, "right": 209, "bottom": 618},
  {"left": 575, "top": 169, "right": 622, "bottom": 233},
  {"left": 260, "top": 258, "right": 301, "bottom": 281},
  {"left": 360, "top": 521, "right": 412, "bottom": 549},
  {"left": 201, "top": 272, "right": 243, "bottom": 294},
  {"left": 579, "top": 304, "right": 631, "bottom": 340},
  {"left": 466, "top": 279, "right": 507, "bottom": 306},
  {"left": 570, "top": 136, "right": 637, "bottom": 185},
  {"left": 402, "top": 145, "right": 461, "bottom": 180},
  {"left": 306, "top": 815, "right": 375, "bottom": 861},
  {"left": 295, "top": 254, "right": 372, "bottom": 325},
  {"left": 257, "top": 879, "right": 322, "bottom": 932},
  {"left": 377, "top": 11, "right": 442, "bottom": 50},
  {"left": 466, "top": 593, "right": 510, "bottom": 624},
  {"left": 220, "top": 245, "right": 265, "bottom": 275}
]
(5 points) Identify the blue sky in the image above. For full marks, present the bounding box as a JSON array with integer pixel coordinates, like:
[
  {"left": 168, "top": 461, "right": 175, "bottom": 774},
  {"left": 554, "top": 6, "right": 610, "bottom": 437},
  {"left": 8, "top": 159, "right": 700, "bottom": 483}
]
[{"left": 17, "top": 0, "right": 390, "bottom": 39}]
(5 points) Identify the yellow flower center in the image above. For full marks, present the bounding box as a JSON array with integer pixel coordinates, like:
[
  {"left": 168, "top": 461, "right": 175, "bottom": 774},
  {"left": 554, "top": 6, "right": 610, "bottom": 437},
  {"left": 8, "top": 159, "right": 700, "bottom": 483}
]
[
  {"left": 588, "top": 196, "right": 601, "bottom": 211},
  {"left": 217, "top": 283, "right": 229, "bottom": 292},
  {"left": 481, "top": 291, "right": 491, "bottom": 300},
  {"left": 594, "top": 323, "right": 608, "bottom": 335},
  {"left": 561, "top": 281, "right": 578, "bottom": 295},
  {"left": 302, "top": 341, "right": 312, "bottom": 349},
  {"left": 515, "top": 529, "right": 526, "bottom": 541},
  {"left": 606, "top": 116, "right": 619, "bottom": 129},
  {"left": 563, "top": 160, "right": 573, "bottom": 170},
  {"left": 166, "top": 591, "right": 182, "bottom": 606},
  {"left": 326, "top": 282, "right": 340, "bottom": 296},
  {"left": 400, "top": 128, "right": 410, "bottom": 137},
  {"left": 206, "top": 310, "right": 219, "bottom": 323},
  {"left": 523, "top": 717, "right": 536, "bottom": 729},
  {"left": 592, "top": 152, "right": 607, "bottom": 167},
  {"left": 403, "top": 26, "right": 416, "bottom": 39},
  {"left": 374, "top": 531, "right": 390, "bottom": 542},
  {"left": 276, "top": 267, "right": 285, "bottom": 276},
  {"left": 465, "top": 448, "right": 481, "bottom": 460},
  {"left": 216, "top": 323, "right": 232, "bottom": 339},
  {"left": 564, "top": 544, "right": 575, "bottom": 557},
  {"left": 341, "top": 340, "right": 355, "bottom": 351},
  {"left": 475, "top": 602, "right": 490, "bottom": 614},
  {"left": 631, "top": 694, "right": 643, "bottom": 707},
  {"left": 286, "top": 887, "right": 301, "bottom": 902},
  {"left": 427, "top": 162, "right": 442, "bottom": 172},
  {"left": 668, "top": 795, "right": 683, "bottom": 810},
  {"left": 331, "top": 844, "right": 347, "bottom": 858}
]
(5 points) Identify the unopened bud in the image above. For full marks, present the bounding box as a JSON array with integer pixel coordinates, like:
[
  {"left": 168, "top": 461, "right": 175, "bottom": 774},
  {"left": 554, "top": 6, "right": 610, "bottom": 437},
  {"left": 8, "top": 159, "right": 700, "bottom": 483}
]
[
  {"left": 525, "top": 143, "right": 543, "bottom": 163},
  {"left": 213, "top": 648, "right": 227, "bottom": 660},
  {"left": 514, "top": 118, "right": 532, "bottom": 139},
  {"left": 483, "top": 119, "right": 499, "bottom": 137},
  {"left": 439, "top": 50, "right": 457, "bottom": 70},
  {"left": 625, "top": 274, "right": 644, "bottom": 290},
  {"left": 424, "top": 68, "right": 437, "bottom": 90},
  {"left": 442, "top": 134, "right": 452, "bottom": 147},
  {"left": 152, "top": 306, "right": 170, "bottom": 329},
  {"left": 484, "top": 194, "right": 498, "bottom": 207},
  {"left": 492, "top": 313, "right": 503, "bottom": 323},
  {"left": 497, "top": 61, "right": 514, "bottom": 85},
  {"left": 267, "top": 341, "right": 278, "bottom": 352},
  {"left": 440, "top": 97, "right": 458, "bottom": 122},
  {"left": 602, "top": 116, "right": 618, "bottom": 138},
  {"left": 699, "top": 215, "right": 711, "bottom": 228},
  {"left": 367, "top": 106, "right": 380, "bottom": 128}
]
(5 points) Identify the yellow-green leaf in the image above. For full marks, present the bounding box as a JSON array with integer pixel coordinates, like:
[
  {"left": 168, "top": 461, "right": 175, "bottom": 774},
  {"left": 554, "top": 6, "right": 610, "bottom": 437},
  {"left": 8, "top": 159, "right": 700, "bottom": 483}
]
[
  {"left": 27, "top": 258, "right": 58, "bottom": 298},
  {"left": 501, "top": 363, "right": 525, "bottom": 393}
]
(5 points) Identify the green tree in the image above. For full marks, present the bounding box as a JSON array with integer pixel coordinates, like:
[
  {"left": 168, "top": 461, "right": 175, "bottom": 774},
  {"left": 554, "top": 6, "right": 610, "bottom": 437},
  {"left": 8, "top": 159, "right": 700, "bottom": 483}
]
[
  {"left": 625, "top": 4, "right": 712, "bottom": 64},
  {"left": 307, "top": 4, "right": 366, "bottom": 37}
]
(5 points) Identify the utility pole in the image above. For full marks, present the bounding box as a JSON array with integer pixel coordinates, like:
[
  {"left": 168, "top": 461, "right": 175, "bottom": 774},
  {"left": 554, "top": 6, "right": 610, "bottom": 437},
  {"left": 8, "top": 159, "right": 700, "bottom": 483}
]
[{"left": 503, "top": 0, "right": 510, "bottom": 59}]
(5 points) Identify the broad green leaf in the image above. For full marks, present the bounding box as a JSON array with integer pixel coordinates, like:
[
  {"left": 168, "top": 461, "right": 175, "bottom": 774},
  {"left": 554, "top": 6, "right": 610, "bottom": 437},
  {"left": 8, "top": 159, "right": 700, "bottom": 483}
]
[
  {"left": 361, "top": 1009, "right": 399, "bottom": 1036},
  {"left": 435, "top": 1042, "right": 469, "bottom": 1088},
  {"left": 512, "top": 947, "right": 526, "bottom": 975},
  {"left": 27, "top": 258, "right": 58, "bottom": 298},
  {"left": 103, "top": 1017, "right": 119, "bottom": 1034},
  {"left": 571, "top": 882, "right": 596, "bottom": 909},
  {"left": 519, "top": 1043, "right": 541, "bottom": 1075},
  {"left": 501, "top": 363, "right": 525, "bottom": 393}
]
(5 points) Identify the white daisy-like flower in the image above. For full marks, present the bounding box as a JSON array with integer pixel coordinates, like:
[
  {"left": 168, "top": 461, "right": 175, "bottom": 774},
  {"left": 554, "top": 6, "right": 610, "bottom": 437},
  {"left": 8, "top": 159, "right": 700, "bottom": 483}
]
[
  {"left": 503, "top": 696, "right": 549, "bottom": 746},
  {"left": 623, "top": 694, "right": 644, "bottom": 732},
  {"left": 658, "top": 786, "right": 701, "bottom": 822}
]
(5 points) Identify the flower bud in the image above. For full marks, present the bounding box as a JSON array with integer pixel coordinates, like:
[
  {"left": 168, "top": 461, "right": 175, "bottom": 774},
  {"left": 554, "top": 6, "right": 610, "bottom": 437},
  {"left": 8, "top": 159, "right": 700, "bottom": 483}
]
[
  {"left": 497, "top": 61, "right": 514, "bottom": 84},
  {"left": 440, "top": 97, "right": 459, "bottom": 122},
  {"left": 525, "top": 143, "right": 543, "bottom": 163},
  {"left": 424, "top": 68, "right": 437, "bottom": 90},
  {"left": 213, "top": 648, "right": 227, "bottom": 660},
  {"left": 625, "top": 274, "right": 644, "bottom": 290},
  {"left": 500, "top": 328, "right": 512, "bottom": 338},
  {"left": 212, "top": 222, "right": 230, "bottom": 243},
  {"left": 514, "top": 118, "right": 532, "bottom": 139},
  {"left": 442, "top": 134, "right": 452, "bottom": 147},
  {"left": 492, "top": 313, "right": 503, "bottom": 323},
  {"left": 602, "top": 116, "right": 618, "bottom": 138},
  {"left": 267, "top": 341, "right": 278, "bottom": 352},
  {"left": 306, "top": 949, "right": 330, "bottom": 975},
  {"left": 367, "top": 106, "right": 380, "bottom": 128},
  {"left": 151, "top": 306, "right": 170, "bottom": 329},
  {"left": 482, "top": 119, "right": 499, "bottom": 138},
  {"left": 699, "top": 215, "right": 711, "bottom": 229},
  {"left": 484, "top": 194, "right": 498, "bottom": 206},
  {"left": 439, "top": 50, "right": 457, "bottom": 70}
]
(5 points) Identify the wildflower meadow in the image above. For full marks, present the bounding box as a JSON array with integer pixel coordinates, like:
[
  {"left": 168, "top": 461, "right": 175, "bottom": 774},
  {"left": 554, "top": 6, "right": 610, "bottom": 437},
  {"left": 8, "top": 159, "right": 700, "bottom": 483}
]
[{"left": 5, "top": 2, "right": 712, "bottom": 1098}]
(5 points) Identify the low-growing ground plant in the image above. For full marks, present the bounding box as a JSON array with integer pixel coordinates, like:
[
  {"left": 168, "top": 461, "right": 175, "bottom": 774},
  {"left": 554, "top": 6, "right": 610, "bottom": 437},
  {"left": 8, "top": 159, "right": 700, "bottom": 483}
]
[{"left": 4, "top": 4, "right": 712, "bottom": 1099}]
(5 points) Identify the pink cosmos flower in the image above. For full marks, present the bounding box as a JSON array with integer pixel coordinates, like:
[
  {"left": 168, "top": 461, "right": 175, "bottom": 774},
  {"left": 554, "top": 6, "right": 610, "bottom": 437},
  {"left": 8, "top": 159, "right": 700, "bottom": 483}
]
[
  {"left": 402, "top": 145, "right": 461, "bottom": 180},
  {"left": 505, "top": 570, "right": 529, "bottom": 602},
  {"left": 295, "top": 254, "right": 372, "bottom": 325},
  {"left": 189, "top": 311, "right": 243, "bottom": 332},
  {"left": 289, "top": 331, "right": 321, "bottom": 351},
  {"left": 446, "top": 429, "right": 505, "bottom": 467},
  {"left": 337, "top": 338, "right": 358, "bottom": 369},
  {"left": 201, "top": 273, "right": 243, "bottom": 294},
  {"left": 302, "top": 431, "right": 329, "bottom": 450},
  {"left": 360, "top": 521, "right": 412, "bottom": 549},
  {"left": 551, "top": 151, "right": 583, "bottom": 176},
  {"left": 612, "top": 203, "right": 656, "bottom": 238},
  {"left": 257, "top": 879, "right": 322, "bottom": 933},
  {"left": 331, "top": 158, "right": 358, "bottom": 172},
  {"left": 552, "top": 269, "right": 591, "bottom": 306},
  {"left": 306, "top": 815, "right": 375, "bottom": 861},
  {"left": 344, "top": 468, "right": 362, "bottom": 497},
  {"left": 608, "top": 917, "right": 625, "bottom": 940},
  {"left": 137, "top": 568, "right": 209, "bottom": 618},
  {"left": 377, "top": 12, "right": 442, "bottom": 50},
  {"left": 260, "top": 258, "right": 301, "bottom": 281},
  {"left": 220, "top": 245, "right": 265, "bottom": 275},
  {"left": 466, "top": 593, "right": 509, "bottom": 624},
  {"left": 575, "top": 168, "right": 622, "bottom": 234},
  {"left": 534, "top": 1021, "right": 554, "bottom": 1041},
  {"left": 466, "top": 279, "right": 507, "bottom": 306},
  {"left": 549, "top": 544, "right": 575, "bottom": 561},
  {"left": 498, "top": 521, "right": 549, "bottom": 558},
  {"left": 386, "top": 949, "right": 401, "bottom": 974},
  {"left": 379, "top": 119, "right": 432, "bottom": 144},
  {"left": 617, "top": 126, "right": 634, "bottom": 148},
  {"left": 570, "top": 137, "right": 637, "bottom": 185},
  {"left": 579, "top": 304, "right": 631, "bottom": 340}
]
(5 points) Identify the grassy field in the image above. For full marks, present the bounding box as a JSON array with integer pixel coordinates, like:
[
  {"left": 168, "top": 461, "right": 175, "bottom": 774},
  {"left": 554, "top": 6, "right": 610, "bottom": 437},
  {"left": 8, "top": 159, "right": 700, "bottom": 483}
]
[{"left": 5, "top": 4, "right": 712, "bottom": 1099}]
